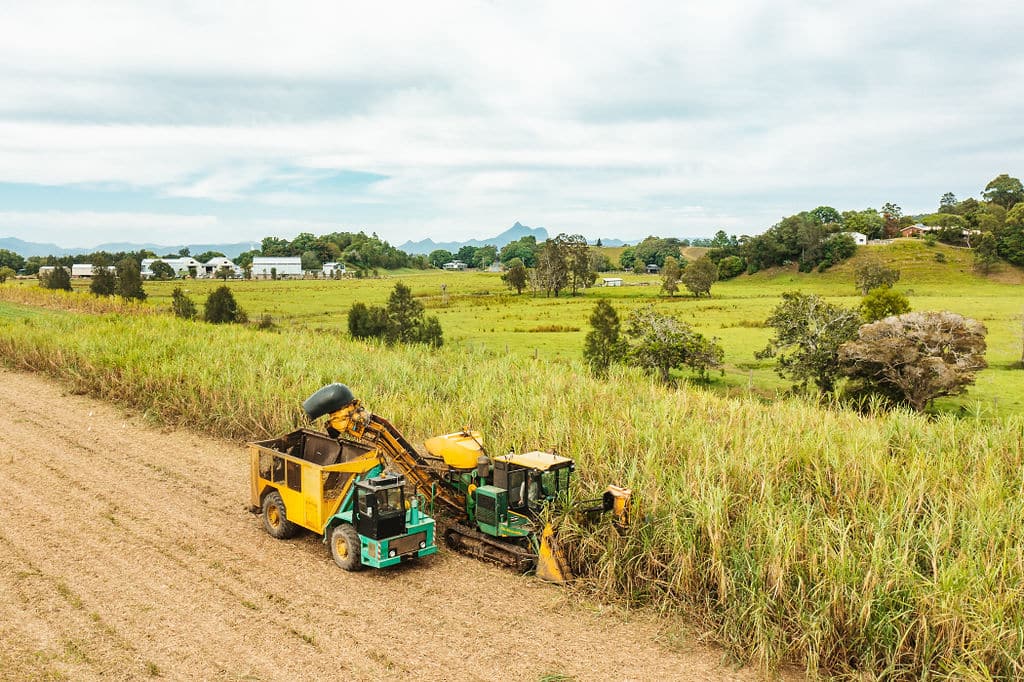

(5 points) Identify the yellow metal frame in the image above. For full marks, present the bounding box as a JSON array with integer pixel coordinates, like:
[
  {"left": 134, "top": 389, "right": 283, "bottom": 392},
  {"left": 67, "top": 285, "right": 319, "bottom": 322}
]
[{"left": 249, "top": 442, "right": 382, "bottom": 535}]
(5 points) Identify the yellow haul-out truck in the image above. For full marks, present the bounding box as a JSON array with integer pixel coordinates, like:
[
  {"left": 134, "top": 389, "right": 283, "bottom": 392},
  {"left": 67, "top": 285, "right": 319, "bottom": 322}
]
[{"left": 248, "top": 428, "right": 437, "bottom": 570}]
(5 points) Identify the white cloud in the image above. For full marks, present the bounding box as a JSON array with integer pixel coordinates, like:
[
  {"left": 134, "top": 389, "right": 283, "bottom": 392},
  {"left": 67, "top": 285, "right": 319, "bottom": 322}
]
[{"left": 0, "top": 1, "right": 1022, "bottom": 246}]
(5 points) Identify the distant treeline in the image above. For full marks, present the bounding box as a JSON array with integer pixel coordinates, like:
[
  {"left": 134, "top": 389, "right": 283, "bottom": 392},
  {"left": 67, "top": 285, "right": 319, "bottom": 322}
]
[{"left": 2, "top": 173, "right": 1021, "bottom": 277}]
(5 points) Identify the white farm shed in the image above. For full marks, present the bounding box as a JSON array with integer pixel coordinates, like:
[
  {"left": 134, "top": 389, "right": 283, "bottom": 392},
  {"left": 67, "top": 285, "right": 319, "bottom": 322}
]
[
  {"left": 203, "top": 257, "right": 239, "bottom": 277},
  {"left": 846, "top": 232, "right": 868, "bottom": 245},
  {"left": 72, "top": 264, "right": 95, "bottom": 277},
  {"left": 322, "top": 262, "right": 346, "bottom": 276},
  {"left": 141, "top": 257, "right": 202, "bottom": 279},
  {"left": 602, "top": 277, "right": 623, "bottom": 287},
  {"left": 252, "top": 256, "right": 302, "bottom": 278}
]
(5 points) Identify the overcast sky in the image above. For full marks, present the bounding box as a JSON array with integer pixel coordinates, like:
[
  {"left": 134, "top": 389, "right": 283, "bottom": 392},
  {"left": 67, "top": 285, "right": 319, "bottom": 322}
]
[{"left": 1, "top": 1, "right": 1022, "bottom": 248}]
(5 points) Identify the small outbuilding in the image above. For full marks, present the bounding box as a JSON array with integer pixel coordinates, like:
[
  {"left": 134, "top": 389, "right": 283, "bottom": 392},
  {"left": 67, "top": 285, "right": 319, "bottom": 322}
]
[
  {"left": 846, "top": 232, "right": 868, "bottom": 245},
  {"left": 322, "top": 262, "right": 347, "bottom": 276},
  {"left": 602, "top": 277, "right": 623, "bottom": 287},
  {"left": 645, "top": 263, "right": 660, "bottom": 274}
]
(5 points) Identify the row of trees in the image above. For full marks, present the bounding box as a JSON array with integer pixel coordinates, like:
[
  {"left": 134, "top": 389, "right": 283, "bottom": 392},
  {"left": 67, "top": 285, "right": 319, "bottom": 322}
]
[
  {"left": 39, "top": 259, "right": 147, "bottom": 300},
  {"left": 253, "top": 231, "right": 427, "bottom": 271},
  {"left": 498, "top": 234, "right": 599, "bottom": 297}
]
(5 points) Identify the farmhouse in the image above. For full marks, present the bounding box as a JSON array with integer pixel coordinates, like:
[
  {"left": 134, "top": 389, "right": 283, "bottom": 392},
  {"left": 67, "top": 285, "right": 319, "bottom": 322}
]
[
  {"left": 900, "top": 224, "right": 930, "bottom": 238},
  {"left": 443, "top": 260, "right": 468, "bottom": 271},
  {"left": 252, "top": 256, "right": 302, "bottom": 279},
  {"left": 602, "top": 277, "right": 623, "bottom": 287},
  {"left": 645, "top": 263, "right": 660, "bottom": 274}
]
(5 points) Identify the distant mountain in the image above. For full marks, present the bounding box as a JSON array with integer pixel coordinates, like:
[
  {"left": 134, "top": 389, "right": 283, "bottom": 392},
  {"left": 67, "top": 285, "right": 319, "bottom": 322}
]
[
  {"left": 0, "top": 237, "right": 259, "bottom": 259},
  {"left": 591, "top": 238, "right": 628, "bottom": 247},
  {"left": 398, "top": 222, "right": 549, "bottom": 255}
]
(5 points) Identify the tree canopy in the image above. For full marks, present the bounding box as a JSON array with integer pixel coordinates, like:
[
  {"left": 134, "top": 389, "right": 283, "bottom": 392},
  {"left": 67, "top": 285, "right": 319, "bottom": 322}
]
[
  {"left": 757, "top": 292, "right": 861, "bottom": 394},
  {"left": 583, "top": 300, "right": 625, "bottom": 375},
  {"left": 839, "top": 311, "right": 987, "bottom": 411},
  {"left": 624, "top": 306, "right": 724, "bottom": 382}
]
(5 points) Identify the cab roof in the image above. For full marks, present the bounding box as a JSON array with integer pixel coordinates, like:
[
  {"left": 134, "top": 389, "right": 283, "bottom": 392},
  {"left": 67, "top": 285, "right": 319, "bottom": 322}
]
[{"left": 493, "top": 451, "right": 573, "bottom": 471}]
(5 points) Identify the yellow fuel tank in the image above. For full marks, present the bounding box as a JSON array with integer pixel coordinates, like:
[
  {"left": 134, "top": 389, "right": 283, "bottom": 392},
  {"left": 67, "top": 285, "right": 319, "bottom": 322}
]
[{"left": 423, "top": 430, "right": 484, "bottom": 470}]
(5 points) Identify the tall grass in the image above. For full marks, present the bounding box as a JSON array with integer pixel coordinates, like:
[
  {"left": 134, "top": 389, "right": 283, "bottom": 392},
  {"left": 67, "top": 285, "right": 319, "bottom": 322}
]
[{"left": 1, "top": 302, "right": 1022, "bottom": 678}]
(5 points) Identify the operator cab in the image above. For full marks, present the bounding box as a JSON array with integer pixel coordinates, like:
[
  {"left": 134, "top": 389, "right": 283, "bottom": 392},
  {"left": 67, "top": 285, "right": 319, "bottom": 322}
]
[
  {"left": 492, "top": 451, "right": 574, "bottom": 514},
  {"left": 354, "top": 473, "right": 407, "bottom": 540}
]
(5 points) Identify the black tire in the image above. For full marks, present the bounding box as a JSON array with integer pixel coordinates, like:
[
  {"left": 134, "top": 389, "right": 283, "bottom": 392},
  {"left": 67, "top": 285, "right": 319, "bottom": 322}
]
[
  {"left": 261, "top": 491, "right": 299, "bottom": 539},
  {"left": 328, "top": 523, "right": 363, "bottom": 571}
]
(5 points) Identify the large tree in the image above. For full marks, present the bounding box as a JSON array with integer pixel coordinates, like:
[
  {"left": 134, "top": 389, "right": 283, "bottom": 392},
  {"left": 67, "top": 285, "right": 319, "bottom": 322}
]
[
  {"left": 860, "top": 287, "right": 910, "bottom": 323},
  {"left": 999, "top": 204, "right": 1024, "bottom": 266},
  {"left": 0, "top": 248, "right": 25, "bottom": 272},
  {"left": 660, "top": 256, "right": 681, "bottom": 296},
  {"left": 854, "top": 257, "right": 900, "bottom": 295},
  {"left": 757, "top": 292, "right": 862, "bottom": 394},
  {"left": 973, "top": 232, "right": 1000, "bottom": 274},
  {"left": 535, "top": 237, "right": 569, "bottom": 297},
  {"left": 839, "top": 312, "right": 988, "bottom": 411},
  {"left": 501, "top": 257, "right": 528, "bottom": 294},
  {"left": 682, "top": 255, "right": 718, "bottom": 297},
  {"left": 115, "top": 258, "right": 147, "bottom": 300},
  {"left": 583, "top": 300, "right": 625, "bottom": 375},
  {"left": 624, "top": 306, "right": 724, "bottom": 382},
  {"left": 149, "top": 260, "right": 175, "bottom": 280},
  {"left": 982, "top": 173, "right": 1024, "bottom": 209},
  {"left": 41, "top": 266, "right": 72, "bottom": 291},
  {"left": 563, "top": 234, "right": 596, "bottom": 295},
  {"left": 204, "top": 286, "right": 245, "bottom": 323},
  {"left": 89, "top": 267, "right": 117, "bottom": 296}
]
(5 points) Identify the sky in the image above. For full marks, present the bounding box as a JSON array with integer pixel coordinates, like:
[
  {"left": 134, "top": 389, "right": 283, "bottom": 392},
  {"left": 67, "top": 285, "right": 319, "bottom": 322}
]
[{"left": 1, "top": 0, "right": 1022, "bottom": 249}]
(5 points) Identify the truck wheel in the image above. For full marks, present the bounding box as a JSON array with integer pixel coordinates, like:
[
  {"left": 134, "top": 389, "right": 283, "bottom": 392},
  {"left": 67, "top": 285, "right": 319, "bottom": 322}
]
[
  {"left": 329, "top": 523, "right": 363, "bottom": 571},
  {"left": 261, "top": 491, "right": 298, "bottom": 539}
]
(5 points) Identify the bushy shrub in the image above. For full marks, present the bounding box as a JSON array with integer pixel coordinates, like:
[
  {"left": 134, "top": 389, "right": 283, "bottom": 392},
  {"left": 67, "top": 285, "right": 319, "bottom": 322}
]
[{"left": 204, "top": 286, "right": 245, "bottom": 324}]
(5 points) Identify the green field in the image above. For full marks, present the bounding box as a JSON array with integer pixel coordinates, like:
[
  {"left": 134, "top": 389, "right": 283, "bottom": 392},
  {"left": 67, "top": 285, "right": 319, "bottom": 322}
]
[
  {"left": 63, "top": 239, "right": 1015, "bottom": 416},
  {"left": 1, "top": 282, "right": 1023, "bottom": 678}
]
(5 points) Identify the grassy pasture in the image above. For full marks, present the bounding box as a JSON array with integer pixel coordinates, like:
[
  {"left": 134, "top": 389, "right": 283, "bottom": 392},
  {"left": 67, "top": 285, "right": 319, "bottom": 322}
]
[
  {"left": 0, "top": 298, "right": 1022, "bottom": 678},
  {"left": 111, "top": 239, "right": 1021, "bottom": 416}
]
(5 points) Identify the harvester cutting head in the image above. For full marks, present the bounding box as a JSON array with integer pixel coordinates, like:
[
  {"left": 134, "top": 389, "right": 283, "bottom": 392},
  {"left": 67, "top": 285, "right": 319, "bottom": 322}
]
[{"left": 303, "top": 383, "right": 356, "bottom": 421}]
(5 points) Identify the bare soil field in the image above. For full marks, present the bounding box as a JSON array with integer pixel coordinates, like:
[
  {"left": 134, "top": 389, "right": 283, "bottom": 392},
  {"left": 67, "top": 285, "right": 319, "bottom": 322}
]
[{"left": 0, "top": 368, "right": 792, "bottom": 682}]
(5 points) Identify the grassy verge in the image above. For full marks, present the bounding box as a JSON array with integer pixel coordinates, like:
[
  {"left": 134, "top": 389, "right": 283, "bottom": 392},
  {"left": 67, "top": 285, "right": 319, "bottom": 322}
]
[{"left": 0, "top": 301, "right": 1021, "bottom": 678}]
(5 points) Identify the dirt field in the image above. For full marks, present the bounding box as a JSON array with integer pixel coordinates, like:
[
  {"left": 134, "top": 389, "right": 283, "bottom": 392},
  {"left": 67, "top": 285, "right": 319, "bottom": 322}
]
[{"left": 0, "top": 368, "right": 793, "bottom": 681}]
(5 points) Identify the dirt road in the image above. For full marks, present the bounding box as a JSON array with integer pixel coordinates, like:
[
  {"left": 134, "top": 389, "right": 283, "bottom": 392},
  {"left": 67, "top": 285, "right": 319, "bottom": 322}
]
[{"left": 0, "top": 368, "right": 787, "bottom": 681}]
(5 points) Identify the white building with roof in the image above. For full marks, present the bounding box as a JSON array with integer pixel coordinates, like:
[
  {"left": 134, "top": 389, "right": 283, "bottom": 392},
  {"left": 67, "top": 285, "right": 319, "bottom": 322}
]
[
  {"left": 203, "top": 257, "right": 239, "bottom": 277},
  {"left": 141, "top": 257, "right": 202, "bottom": 279},
  {"left": 252, "top": 256, "right": 302, "bottom": 278}
]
